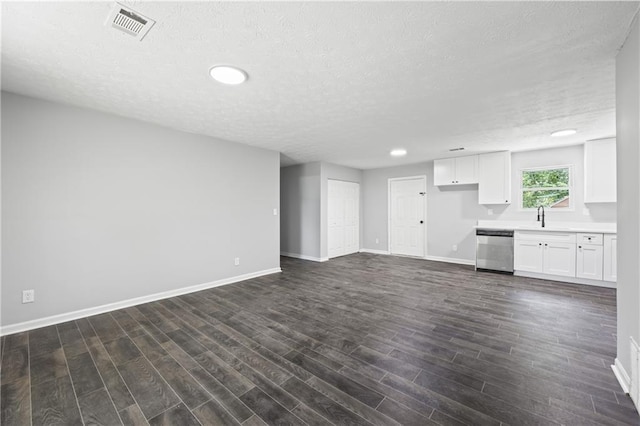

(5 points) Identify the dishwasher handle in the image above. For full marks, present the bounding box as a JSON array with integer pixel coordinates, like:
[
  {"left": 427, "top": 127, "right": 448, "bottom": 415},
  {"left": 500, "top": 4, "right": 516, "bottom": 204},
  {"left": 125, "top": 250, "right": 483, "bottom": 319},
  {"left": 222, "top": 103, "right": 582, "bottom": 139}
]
[{"left": 476, "top": 229, "right": 514, "bottom": 237}]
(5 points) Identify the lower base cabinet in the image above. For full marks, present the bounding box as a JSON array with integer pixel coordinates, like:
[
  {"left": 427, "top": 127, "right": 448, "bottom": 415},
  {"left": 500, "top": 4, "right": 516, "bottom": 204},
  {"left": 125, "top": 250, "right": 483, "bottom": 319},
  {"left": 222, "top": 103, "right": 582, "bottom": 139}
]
[
  {"left": 514, "top": 240, "right": 544, "bottom": 273},
  {"left": 575, "top": 232, "right": 604, "bottom": 280},
  {"left": 514, "top": 231, "right": 616, "bottom": 284},
  {"left": 544, "top": 242, "right": 577, "bottom": 277},
  {"left": 603, "top": 234, "right": 617, "bottom": 282},
  {"left": 514, "top": 232, "right": 576, "bottom": 278}
]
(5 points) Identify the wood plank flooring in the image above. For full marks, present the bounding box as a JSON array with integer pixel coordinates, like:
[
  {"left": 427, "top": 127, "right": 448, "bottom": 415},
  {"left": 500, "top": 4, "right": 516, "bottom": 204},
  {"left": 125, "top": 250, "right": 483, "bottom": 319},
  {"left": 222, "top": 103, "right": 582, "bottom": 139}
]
[{"left": 1, "top": 253, "right": 639, "bottom": 425}]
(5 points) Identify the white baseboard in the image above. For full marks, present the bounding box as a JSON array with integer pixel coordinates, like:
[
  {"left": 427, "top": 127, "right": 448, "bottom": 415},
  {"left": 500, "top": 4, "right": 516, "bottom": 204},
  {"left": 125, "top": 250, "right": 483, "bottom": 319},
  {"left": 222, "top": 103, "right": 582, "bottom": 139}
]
[
  {"left": 280, "top": 252, "right": 328, "bottom": 262},
  {"left": 0, "top": 267, "right": 281, "bottom": 336},
  {"left": 613, "top": 357, "right": 631, "bottom": 394},
  {"left": 514, "top": 271, "right": 616, "bottom": 288},
  {"left": 359, "top": 248, "right": 390, "bottom": 255},
  {"left": 424, "top": 255, "right": 475, "bottom": 266},
  {"left": 631, "top": 337, "right": 640, "bottom": 406}
]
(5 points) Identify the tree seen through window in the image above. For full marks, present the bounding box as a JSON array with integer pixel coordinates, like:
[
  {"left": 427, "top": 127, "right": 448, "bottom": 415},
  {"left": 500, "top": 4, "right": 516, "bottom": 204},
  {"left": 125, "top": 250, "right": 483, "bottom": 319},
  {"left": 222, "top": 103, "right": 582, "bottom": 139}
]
[{"left": 521, "top": 167, "right": 571, "bottom": 209}]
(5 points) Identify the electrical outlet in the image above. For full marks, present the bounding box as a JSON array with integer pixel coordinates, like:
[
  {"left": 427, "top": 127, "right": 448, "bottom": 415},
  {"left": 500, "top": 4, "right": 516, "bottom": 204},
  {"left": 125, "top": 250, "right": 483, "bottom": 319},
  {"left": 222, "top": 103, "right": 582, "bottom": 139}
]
[
  {"left": 452, "top": 245, "right": 458, "bottom": 252},
  {"left": 22, "top": 289, "right": 35, "bottom": 304},
  {"left": 487, "top": 209, "right": 494, "bottom": 216},
  {"left": 234, "top": 257, "right": 240, "bottom": 266},
  {"left": 273, "top": 208, "right": 278, "bottom": 216},
  {"left": 375, "top": 238, "right": 379, "bottom": 244}
]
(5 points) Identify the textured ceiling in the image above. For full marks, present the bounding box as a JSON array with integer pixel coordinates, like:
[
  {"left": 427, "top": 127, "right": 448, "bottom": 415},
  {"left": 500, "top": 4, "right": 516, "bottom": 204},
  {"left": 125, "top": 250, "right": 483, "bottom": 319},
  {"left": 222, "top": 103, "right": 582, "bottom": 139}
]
[{"left": 2, "top": 2, "right": 638, "bottom": 169}]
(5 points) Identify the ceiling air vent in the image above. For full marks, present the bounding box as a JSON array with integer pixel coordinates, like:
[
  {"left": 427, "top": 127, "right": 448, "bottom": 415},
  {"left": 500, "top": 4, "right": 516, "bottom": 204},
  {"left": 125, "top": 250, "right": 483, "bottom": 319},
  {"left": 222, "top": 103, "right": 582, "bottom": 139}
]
[{"left": 106, "top": 3, "right": 155, "bottom": 41}]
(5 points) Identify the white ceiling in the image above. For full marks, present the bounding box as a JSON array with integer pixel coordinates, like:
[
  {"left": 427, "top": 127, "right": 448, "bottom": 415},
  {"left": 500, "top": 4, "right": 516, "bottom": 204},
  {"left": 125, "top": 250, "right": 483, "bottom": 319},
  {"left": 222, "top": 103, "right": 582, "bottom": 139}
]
[{"left": 2, "top": 1, "right": 638, "bottom": 169}]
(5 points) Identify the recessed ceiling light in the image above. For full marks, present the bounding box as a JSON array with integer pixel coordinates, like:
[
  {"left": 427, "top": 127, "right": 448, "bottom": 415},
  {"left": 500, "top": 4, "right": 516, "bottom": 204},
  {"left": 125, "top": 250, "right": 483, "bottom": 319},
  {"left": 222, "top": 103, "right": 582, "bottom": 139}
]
[
  {"left": 551, "top": 129, "right": 577, "bottom": 137},
  {"left": 209, "top": 66, "right": 248, "bottom": 85},
  {"left": 390, "top": 149, "right": 407, "bottom": 157}
]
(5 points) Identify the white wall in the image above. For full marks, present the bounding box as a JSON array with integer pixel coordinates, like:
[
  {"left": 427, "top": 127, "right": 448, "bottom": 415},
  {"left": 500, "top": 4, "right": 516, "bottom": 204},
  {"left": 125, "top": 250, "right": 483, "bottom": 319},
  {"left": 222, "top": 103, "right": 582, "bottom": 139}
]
[
  {"left": 362, "top": 162, "right": 483, "bottom": 261},
  {"left": 361, "top": 145, "right": 616, "bottom": 262},
  {"left": 362, "top": 163, "right": 428, "bottom": 252},
  {"left": 486, "top": 145, "right": 616, "bottom": 223},
  {"left": 280, "top": 162, "right": 322, "bottom": 260},
  {"left": 1, "top": 92, "right": 280, "bottom": 330},
  {"left": 426, "top": 161, "right": 486, "bottom": 261},
  {"left": 615, "top": 13, "right": 640, "bottom": 381},
  {"left": 280, "top": 161, "right": 362, "bottom": 261}
]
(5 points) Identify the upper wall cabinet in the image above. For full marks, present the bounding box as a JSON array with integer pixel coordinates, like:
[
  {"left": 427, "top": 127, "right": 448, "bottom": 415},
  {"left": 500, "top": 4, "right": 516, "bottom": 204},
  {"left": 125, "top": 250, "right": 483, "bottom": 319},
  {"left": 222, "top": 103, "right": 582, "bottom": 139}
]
[
  {"left": 478, "top": 151, "right": 511, "bottom": 204},
  {"left": 584, "top": 138, "right": 616, "bottom": 203},
  {"left": 433, "top": 155, "right": 478, "bottom": 186}
]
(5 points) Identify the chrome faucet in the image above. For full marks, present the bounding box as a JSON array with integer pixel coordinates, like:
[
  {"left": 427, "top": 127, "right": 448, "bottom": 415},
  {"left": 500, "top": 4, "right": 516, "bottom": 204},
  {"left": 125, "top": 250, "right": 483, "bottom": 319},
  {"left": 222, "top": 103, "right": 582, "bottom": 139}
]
[{"left": 537, "top": 206, "right": 545, "bottom": 228}]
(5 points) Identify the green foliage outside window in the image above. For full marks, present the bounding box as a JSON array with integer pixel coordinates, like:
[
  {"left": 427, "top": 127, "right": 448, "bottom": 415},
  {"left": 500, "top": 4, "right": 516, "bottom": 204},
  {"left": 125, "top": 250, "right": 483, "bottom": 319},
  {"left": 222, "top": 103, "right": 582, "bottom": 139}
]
[{"left": 521, "top": 167, "right": 571, "bottom": 209}]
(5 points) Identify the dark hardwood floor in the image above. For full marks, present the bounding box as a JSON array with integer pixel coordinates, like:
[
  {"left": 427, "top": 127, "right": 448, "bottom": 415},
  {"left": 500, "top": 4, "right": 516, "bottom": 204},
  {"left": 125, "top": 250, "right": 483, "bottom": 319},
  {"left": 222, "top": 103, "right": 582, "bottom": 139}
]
[{"left": 1, "top": 253, "right": 639, "bottom": 425}]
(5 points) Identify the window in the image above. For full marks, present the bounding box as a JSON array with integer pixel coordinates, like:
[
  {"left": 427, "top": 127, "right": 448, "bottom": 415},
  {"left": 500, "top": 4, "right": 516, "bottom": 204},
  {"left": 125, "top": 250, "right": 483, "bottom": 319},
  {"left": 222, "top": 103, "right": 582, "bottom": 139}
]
[{"left": 520, "top": 166, "right": 572, "bottom": 210}]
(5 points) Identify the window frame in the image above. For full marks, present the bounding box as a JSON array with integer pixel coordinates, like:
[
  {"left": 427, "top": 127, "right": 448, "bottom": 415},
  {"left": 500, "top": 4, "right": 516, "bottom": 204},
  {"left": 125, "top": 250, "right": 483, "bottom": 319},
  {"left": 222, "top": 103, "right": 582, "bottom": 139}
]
[{"left": 518, "top": 164, "right": 574, "bottom": 211}]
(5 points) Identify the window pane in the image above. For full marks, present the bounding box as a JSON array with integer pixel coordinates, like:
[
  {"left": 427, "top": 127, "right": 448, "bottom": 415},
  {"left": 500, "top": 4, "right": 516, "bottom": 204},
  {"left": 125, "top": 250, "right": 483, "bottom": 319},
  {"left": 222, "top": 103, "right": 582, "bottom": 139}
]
[
  {"left": 522, "top": 189, "right": 570, "bottom": 209},
  {"left": 522, "top": 168, "right": 569, "bottom": 188}
]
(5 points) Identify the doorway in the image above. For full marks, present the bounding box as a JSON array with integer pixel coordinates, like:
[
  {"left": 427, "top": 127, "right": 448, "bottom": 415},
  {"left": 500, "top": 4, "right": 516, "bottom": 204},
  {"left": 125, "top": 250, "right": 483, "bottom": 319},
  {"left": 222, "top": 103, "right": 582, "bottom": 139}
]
[
  {"left": 328, "top": 180, "right": 360, "bottom": 259},
  {"left": 389, "top": 176, "right": 426, "bottom": 257}
]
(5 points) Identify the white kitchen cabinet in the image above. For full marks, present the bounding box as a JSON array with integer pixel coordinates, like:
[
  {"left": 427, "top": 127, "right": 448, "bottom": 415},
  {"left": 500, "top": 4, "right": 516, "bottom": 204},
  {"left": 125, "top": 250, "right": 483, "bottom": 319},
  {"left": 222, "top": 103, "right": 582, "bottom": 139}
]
[
  {"left": 544, "top": 242, "right": 577, "bottom": 277},
  {"left": 603, "top": 234, "right": 617, "bottom": 282},
  {"left": 576, "top": 244, "right": 603, "bottom": 280},
  {"left": 433, "top": 155, "right": 478, "bottom": 186},
  {"left": 584, "top": 138, "right": 616, "bottom": 203},
  {"left": 514, "top": 231, "right": 576, "bottom": 278},
  {"left": 455, "top": 155, "right": 479, "bottom": 184},
  {"left": 514, "top": 240, "right": 544, "bottom": 272},
  {"left": 478, "top": 151, "right": 511, "bottom": 204},
  {"left": 575, "top": 232, "right": 604, "bottom": 280},
  {"left": 434, "top": 158, "right": 455, "bottom": 186}
]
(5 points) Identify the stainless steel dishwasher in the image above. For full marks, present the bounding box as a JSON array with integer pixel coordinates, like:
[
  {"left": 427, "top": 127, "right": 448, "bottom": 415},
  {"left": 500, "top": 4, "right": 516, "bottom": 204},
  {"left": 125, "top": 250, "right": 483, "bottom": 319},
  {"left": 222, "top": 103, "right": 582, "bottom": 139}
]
[{"left": 476, "top": 228, "right": 514, "bottom": 273}]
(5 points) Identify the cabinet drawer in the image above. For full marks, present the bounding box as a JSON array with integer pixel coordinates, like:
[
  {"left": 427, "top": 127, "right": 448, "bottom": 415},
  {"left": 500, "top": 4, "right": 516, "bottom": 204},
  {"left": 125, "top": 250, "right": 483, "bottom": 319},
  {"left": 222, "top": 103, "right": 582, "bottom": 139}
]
[
  {"left": 515, "top": 231, "right": 576, "bottom": 244},
  {"left": 576, "top": 233, "right": 603, "bottom": 245}
]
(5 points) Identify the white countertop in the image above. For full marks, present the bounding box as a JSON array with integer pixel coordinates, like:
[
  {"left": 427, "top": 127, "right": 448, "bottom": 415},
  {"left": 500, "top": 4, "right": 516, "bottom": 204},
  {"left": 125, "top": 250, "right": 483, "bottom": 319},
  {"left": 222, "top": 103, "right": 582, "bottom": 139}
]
[{"left": 475, "top": 220, "right": 616, "bottom": 234}]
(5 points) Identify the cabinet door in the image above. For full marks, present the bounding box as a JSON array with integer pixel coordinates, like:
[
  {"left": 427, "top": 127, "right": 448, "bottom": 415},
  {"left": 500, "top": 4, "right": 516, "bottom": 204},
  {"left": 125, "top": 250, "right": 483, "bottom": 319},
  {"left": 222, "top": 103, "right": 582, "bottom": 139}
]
[
  {"left": 478, "top": 151, "right": 511, "bottom": 204},
  {"left": 434, "top": 158, "right": 456, "bottom": 186},
  {"left": 514, "top": 240, "right": 543, "bottom": 272},
  {"left": 576, "top": 244, "right": 603, "bottom": 280},
  {"left": 543, "top": 242, "right": 576, "bottom": 277},
  {"left": 603, "top": 234, "right": 617, "bottom": 282},
  {"left": 455, "top": 156, "right": 479, "bottom": 184},
  {"left": 585, "top": 138, "right": 616, "bottom": 203}
]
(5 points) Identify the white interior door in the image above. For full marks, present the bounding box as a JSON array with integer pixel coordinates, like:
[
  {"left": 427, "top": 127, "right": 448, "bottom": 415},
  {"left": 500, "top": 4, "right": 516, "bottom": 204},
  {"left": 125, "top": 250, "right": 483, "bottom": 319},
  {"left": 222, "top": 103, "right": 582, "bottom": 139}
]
[
  {"left": 342, "top": 182, "right": 359, "bottom": 255},
  {"left": 328, "top": 180, "right": 359, "bottom": 259},
  {"left": 328, "top": 181, "right": 345, "bottom": 258},
  {"left": 389, "top": 177, "right": 426, "bottom": 257}
]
